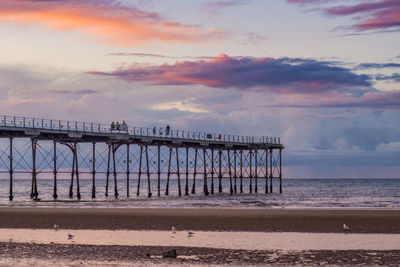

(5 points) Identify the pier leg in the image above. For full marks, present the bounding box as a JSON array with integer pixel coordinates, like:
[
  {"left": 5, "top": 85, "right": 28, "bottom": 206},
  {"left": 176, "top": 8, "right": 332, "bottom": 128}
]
[
  {"left": 74, "top": 143, "right": 81, "bottom": 200},
  {"left": 68, "top": 144, "right": 75, "bottom": 199},
  {"left": 165, "top": 147, "right": 172, "bottom": 195},
  {"left": 126, "top": 144, "right": 130, "bottom": 198},
  {"left": 9, "top": 138, "right": 13, "bottom": 201},
  {"left": 185, "top": 147, "right": 189, "bottom": 196},
  {"left": 239, "top": 150, "right": 243, "bottom": 193},
  {"left": 228, "top": 150, "right": 233, "bottom": 195},
  {"left": 279, "top": 148, "right": 282, "bottom": 194},
  {"left": 265, "top": 149, "right": 268, "bottom": 194},
  {"left": 270, "top": 148, "right": 273, "bottom": 193},
  {"left": 53, "top": 141, "right": 58, "bottom": 199},
  {"left": 218, "top": 150, "right": 222, "bottom": 193},
  {"left": 146, "top": 145, "right": 152, "bottom": 198},
  {"left": 105, "top": 144, "right": 111, "bottom": 197},
  {"left": 137, "top": 145, "right": 143, "bottom": 196},
  {"left": 92, "top": 143, "right": 96, "bottom": 199},
  {"left": 157, "top": 146, "right": 161, "bottom": 197},
  {"left": 191, "top": 149, "right": 198, "bottom": 194},
  {"left": 211, "top": 149, "right": 214, "bottom": 194},
  {"left": 233, "top": 150, "right": 237, "bottom": 194},
  {"left": 249, "top": 150, "right": 253, "bottom": 194},
  {"left": 203, "top": 149, "right": 209, "bottom": 195},
  {"left": 176, "top": 147, "right": 182, "bottom": 196},
  {"left": 112, "top": 145, "right": 118, "bottom": 199},
  {"left": 255, "top": 150, "right": 258, "bottom": 193},
  {"left": 31, "top": 139, "right": 39, "bottom": 199}
]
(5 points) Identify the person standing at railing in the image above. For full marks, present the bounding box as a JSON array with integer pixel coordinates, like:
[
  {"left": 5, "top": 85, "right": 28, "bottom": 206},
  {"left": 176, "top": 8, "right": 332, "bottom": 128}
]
[
  {"left": 153, "top": 126, "right": 156, "bottom": 136},
  {"left": 111, "top": 121, "right": 115, "bottom": 131},
  {"left": 121, "top": 121, "right": 128, "bottom": 131},
  {"left": 116, "top": 121, "right": 120, "bottom": 131},
  {"left": 159, "top": 127, "right": 163, "bottom": 136},
  {"left": 166, "top": 124, "right": 170, "bottom": 136}
]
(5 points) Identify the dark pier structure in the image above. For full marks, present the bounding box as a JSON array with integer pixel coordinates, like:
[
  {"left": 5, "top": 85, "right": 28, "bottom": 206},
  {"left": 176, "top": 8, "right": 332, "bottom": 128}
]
[{"left": 0, "top": 115, "right": 284, "bottom": 201}]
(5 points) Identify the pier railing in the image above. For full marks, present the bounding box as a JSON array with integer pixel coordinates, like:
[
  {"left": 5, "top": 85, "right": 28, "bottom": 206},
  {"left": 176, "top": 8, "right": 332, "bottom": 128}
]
[{"left": 0, "top": 115, "right": 281, "bottom": 145}]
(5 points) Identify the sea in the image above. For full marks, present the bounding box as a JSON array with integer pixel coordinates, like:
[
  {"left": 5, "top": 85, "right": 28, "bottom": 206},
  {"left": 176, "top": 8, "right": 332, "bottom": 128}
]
[{"left": 0, "top": 177, "right": 399, "bottom": 209}]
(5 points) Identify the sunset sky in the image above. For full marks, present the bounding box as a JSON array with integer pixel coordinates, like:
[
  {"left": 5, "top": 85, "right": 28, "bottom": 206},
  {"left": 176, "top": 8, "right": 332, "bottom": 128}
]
[{"left": 1, "top": 0, "right": 399, "bottom": 178}]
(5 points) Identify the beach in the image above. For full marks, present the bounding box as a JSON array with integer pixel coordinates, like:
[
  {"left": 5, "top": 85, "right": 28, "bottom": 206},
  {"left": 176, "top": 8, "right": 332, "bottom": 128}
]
[{"left": 1, "top": 208, "right": 400, "bottom": 265}]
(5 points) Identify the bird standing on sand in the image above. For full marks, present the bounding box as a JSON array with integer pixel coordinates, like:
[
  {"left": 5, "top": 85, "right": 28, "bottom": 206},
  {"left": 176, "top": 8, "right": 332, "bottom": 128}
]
[
  {"left": 172, "top": 226, "right": 177, "bottom": 234},
  {"left": 53, "top": 224, "right": 60, "bottom": 231},
  {"left": 343, "top": 224, "right": 350, "bottom": 232},
  {"left": 187, "top": 231, "right": 194, "bottom": 237},
  {"left": 68, "top": 233, "right": 74, "bottom": 240}
]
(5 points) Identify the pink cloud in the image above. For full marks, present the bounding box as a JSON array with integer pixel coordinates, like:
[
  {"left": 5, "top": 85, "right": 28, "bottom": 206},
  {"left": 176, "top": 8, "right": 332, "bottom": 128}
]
[
  {"left": 87, "top": 53, "right": 400, "bottom": 109},
  {"left": 288, "top": 0, "right": 400, "bottom": 32},
  {"left": 0, "top": 0, "right": 224, "bottom": 46},
  {"left": 87, "top": 54, "right": 371, "bottom": 95}
]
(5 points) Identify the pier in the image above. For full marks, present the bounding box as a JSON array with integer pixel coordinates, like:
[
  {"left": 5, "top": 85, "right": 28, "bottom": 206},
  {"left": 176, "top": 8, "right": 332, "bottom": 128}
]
[{"left": 0, "top": 115, "right": 284, "bottom": 201}]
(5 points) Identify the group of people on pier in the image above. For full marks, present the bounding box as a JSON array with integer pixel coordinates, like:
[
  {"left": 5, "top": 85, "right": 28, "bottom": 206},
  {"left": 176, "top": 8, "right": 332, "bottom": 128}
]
[
  {"left": 110, "top": 121, "right": 128, "bottom": 131},
  {"left": 153, "top": 124, "right": 171, "bottom": 136}
]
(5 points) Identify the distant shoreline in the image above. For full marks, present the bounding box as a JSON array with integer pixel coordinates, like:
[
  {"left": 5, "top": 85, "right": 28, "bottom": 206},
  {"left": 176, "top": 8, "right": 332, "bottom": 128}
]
[{"left": 1, "top": 207, "right": 399, "bottom": 233}]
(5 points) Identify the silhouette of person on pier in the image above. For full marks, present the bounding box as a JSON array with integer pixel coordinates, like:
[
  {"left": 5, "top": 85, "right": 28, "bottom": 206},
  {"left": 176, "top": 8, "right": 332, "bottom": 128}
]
[{"left": 166, "top": 124, "right": 170, "bottom": 136}]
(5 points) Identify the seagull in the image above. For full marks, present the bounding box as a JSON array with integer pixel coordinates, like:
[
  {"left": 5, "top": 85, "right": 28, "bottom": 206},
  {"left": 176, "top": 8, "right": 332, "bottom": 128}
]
[
  {"left": 172, "top": 226, "right": 177, "bottom": 234},
  {"left": 343, "top": 224, "right": 350, "bottom": 232},
  {"left": 187, "top": 231, "right": 194, "bottom": 237},
  {"left": 53, "top": 224, "right": 60, "bottom": 231},
  {"left": 68, "top": 233, "right": 74, "bottom": 240}
]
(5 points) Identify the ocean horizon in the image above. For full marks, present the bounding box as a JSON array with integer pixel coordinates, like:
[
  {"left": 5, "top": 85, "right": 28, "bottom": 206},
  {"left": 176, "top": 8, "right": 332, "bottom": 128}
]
[{"left": 0, "top": 177, "right": 398, "bottom": 209}]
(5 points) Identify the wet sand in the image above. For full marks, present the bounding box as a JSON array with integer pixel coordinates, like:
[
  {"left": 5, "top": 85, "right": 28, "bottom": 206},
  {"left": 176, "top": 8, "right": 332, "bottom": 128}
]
[
  {"left": 0, "top": 207, "right": 400, "bottom": 233},
  {"left": 0, "top": 242, "right": 399, "bottom": 266},
  {"left": 1, "top": 208, "right": 400, "bottom": 265}
]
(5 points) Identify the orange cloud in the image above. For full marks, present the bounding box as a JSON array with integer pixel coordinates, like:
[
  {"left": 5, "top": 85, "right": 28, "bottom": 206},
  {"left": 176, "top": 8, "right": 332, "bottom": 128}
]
[{"left": 0, "top": 0, "right": 224, "bottom": 46}]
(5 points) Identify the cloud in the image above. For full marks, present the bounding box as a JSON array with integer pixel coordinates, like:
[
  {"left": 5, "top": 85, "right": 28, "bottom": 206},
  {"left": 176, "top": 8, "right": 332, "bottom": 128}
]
[
  {"left": 357, "top": 63, "right": 400, "bottom": 70},
  {"left": 87, "top": 54, "right": 400, "bottom": 109},
  {"left": 0, "top": 0, "right": 224, "bottom": 46},
  {"left": 87, "top": 54, "right": 371, "bottom": 95},
  {"left": 109, "top": 52, "right": 213, "bottom": 60},
  {"left": 375, "top": 73, "right": 400, "bottom": 82},
  {"left": 203, "top": 0, "right": 253, "bottom": 17},
  {"left": 288, "top": 0, "right": 400, "bottom": 33}
]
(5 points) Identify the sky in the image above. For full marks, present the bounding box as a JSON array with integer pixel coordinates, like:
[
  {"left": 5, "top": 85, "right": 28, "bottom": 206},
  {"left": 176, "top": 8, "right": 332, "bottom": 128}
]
[{"left": 0, "top": 0, "right": 399, "bottom": 178}]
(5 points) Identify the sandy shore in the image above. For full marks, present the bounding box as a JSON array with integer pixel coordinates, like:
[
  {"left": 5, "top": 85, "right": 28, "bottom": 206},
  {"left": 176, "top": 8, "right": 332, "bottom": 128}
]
[
  {"left": 1, "top": 208, "right": 399, "bottom": 265},
  {"left": 0, "top": 207, "right": 400, "bottom": 233}
]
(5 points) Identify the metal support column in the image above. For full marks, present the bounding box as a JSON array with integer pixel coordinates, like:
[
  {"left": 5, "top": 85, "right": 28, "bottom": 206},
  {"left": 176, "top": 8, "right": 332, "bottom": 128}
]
[
  {"left": 191, "top": 148, "right": 198, "bottom": 194},
  {"left": 265, "top": 149, "right": 268, "bottom": 194},
  {"left": 185, "top": 147, "right": 189, "bottom": 196},
  {"left": 279, "top": 148, "right": 282, "bottom": 194},
  {"left": 233, "top": 150, "right": 237, "bottom": 194},
  {"left": 9, "top": 138, "right": 13, "bottom": 201},
  {"left": 157, "top": 146, "right": 161, "bottom": 196},
  {"left": 126, "top": 144, "right": 130, "bottom": 198},
  {"left": 228, "top": 150, "right": 233, "bottom": 195},
  {"left": 210, "top": 149, "right": 214, "bottom": 194},
  {"left": 249, "top": 150, "right": 253, "bottom": 193},
  {"left": 269, "top": 148, "right": 273, "bottom": 193},
  {"left": 165, "top": 147, "right": 172, "bottom": 195},
  {"left": 105, "top": 144, "right": 111, "bottom": 197},
  {"left": 176, "top": 147, "right": 181, "bottom": 196},
  {"left": 68, "top": 143, "right": 75, "bottom": 199},
  {"left": 146, "top": 145, "right": 152, "bottom": 198},
  {"left": 53, "top": 141, "right": 58, "bottom": 200},
  {"left": 137, "top": 145, "right": 143, "bottom": 196},
  {"left": 31, "top": 139, "right": 39, "bottom": 199},
  {"left": 218, "top": 150, "right": 222, "bottom": 193},
  {"left": 112, "top": 145, "right": 118, "bottom": 199},
  {"left": 74, "top": 143, "right": 81, "bottom": 200},
  {"left": 255, "top": 150, "right": 258, "bottom": 193},
  {"left": 239, "top": 150, "right": 243, "bottom": 193},
  {"left": 91, "top": 142, "right": 96, "bottom": 198},
  {"left": 203, "top": 149, "right": 209, "bottom": 195}
]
